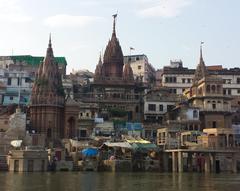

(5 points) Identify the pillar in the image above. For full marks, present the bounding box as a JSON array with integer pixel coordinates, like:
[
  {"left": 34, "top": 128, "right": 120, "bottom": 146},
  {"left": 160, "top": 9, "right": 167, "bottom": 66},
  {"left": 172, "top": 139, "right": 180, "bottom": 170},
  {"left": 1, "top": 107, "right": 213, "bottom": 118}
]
[
  {"left": 163, "top": 152, "right": 169, "bottom": 172},
  {"left": 232, "top": 153, "right": 237, "bottom": 173},
  {"left": 178, "top": 151, "right": 183, "bottom": 173},
  {"left": 204, "top": 154, "right": 210, "bottom": 173},
  {"left": 172, "top": 152, "right": 177, "bottom": 172}
]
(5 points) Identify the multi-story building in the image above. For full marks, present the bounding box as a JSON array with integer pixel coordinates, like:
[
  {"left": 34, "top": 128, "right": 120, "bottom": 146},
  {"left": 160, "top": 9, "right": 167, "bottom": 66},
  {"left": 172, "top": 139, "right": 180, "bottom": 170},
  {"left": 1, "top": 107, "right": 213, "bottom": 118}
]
[
  {"left": 124, "top": 54, "right": 156, "bottom": 86},
  {"left": 143, "top": 87, "right": 183, "bottom": 142},
  {"left": 160, "top": 61, "right": 240, "bottom": 100},
  {"left": 0, "top": 69, "right": 32, "bottom": 105},
  {"left": 0, "top": 55, "right": 67, "bottom": 77},
  {"left": 157, "top": 103, "right": 201, "bottom": 149}
]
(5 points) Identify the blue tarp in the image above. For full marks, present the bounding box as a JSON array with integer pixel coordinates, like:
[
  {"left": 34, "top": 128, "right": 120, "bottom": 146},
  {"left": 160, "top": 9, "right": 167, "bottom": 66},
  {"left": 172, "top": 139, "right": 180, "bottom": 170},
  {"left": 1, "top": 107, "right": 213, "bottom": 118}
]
[{"left": 82, "top": 148, "right": 98, "bottom": 157}]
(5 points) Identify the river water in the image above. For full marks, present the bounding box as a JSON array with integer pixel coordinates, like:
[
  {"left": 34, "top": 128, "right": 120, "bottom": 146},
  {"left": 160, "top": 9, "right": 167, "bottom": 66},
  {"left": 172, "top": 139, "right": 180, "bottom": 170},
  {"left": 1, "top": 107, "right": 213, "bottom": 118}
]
[{"left": 0, "top": 172, "right": 239, "bottom": 191}]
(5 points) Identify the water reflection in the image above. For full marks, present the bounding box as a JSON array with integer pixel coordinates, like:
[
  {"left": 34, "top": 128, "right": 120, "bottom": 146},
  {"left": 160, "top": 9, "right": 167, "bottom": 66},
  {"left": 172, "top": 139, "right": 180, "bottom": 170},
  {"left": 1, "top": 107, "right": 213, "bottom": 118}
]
[{"left": 0, "top": 172, "right": 240, "bottom": 191}]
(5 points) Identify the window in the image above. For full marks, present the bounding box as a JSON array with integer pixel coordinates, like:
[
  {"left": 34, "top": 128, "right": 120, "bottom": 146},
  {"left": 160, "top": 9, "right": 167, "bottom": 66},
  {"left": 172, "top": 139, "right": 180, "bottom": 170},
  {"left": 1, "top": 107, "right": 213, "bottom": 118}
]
[
  {"left": 138, "top": 65, "right": 141, "bottom": 70},
  {"left": 223, "top": 89, "right": 226, "bottom": 95},
  {"left": 212, "top": 103, "right": 216, "bottom": 109},
  {"left": 7, "top": 78, "right": 11, "bottom": 85},
  {"left": 173, "top": 77, "right": 177, "bottom": 83},
  {"left": 238, "top": 89, "right": 240, "bottom": 94},
  {"left": 167, "top": 105, "right": 174, "bottom": 112},
  {"left": 165, "top": 77, "right": 169, "bottom": 83},
  {"left": 217, "top": 85, "right": 221, "bottom": 93},
  {"left": 237, "top": 78, "right": 240, "bottom": 84},
  {"left": 136, "top": 57, "right": 139, "bottom": 61},
  {"left": 193, "top": 110, "right": 198, "bottom": 118},
  {"left": 148, "top": 104, "right": 156, "bottom": 111},
  {"left": 228, "top": 89, "right": 231, "bottom": 95},
  {"left": 86, "top": 113, "right": 89, "bottom": 117},
  {"left": 212, "top": 121, "right": 217, "bottom": 128},
  {"left": 206, "top": 85, "right": 210, "bottom": 93},
  {"left": 10, "top": 96, "right": 13, "bottom": 100},
  {"left": 187, "top": 79, "right": 191, "bottom": 83},
  {"left": 182, "top": 78, "right": 185, "bottom": 83},
  {"left": 159, "top": 104, "right": 163, "bottom": 111},
  {"left": 189, "top": 125, "right": 193, "bottom": 131},
  {"left": 182, "top": 88, "right": 185, "bottom": 93}
]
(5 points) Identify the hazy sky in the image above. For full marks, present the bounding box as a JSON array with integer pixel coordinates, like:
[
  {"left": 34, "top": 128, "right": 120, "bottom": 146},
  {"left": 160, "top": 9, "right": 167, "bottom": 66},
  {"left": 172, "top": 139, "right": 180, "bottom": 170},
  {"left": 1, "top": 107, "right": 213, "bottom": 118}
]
[{"left": 0, "top": 0, "right": 239, "bottom": 73}]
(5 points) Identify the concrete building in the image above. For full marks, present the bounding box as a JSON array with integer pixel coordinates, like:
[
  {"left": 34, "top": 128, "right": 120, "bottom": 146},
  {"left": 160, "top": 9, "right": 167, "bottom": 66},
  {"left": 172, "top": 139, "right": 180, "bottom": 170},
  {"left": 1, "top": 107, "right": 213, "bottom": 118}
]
[{"left": 124, "top": 54, "right": 156, "bottom": 86}]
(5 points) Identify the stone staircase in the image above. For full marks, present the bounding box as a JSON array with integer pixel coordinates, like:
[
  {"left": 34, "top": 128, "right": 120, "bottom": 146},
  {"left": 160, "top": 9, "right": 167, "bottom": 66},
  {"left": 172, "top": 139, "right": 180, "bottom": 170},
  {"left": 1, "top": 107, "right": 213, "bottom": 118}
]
[{"left": 0, "top": 155, "right": 8, "bottom": 171}]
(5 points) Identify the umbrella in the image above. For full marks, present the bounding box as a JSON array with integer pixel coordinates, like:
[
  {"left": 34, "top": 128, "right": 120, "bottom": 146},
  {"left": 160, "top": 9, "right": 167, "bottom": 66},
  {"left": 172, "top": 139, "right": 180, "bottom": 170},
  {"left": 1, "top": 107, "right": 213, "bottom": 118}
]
[{"left": 82, "top": 148, "right": 98, "bottom": 157}]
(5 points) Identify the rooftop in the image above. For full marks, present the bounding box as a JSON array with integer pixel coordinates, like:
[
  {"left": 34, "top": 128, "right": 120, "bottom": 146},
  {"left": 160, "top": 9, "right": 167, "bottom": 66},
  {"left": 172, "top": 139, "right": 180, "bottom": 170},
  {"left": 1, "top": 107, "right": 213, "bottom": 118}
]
[{"left": 8, "top": 55, "right": 67, "bottom": 66}]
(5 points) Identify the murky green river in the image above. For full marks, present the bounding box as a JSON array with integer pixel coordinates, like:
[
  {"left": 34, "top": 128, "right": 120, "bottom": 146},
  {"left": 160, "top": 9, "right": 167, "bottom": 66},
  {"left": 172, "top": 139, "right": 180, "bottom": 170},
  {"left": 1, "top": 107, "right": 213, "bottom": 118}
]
[{"left": 0, "top": 172, "right": 239, "bottom": 191}]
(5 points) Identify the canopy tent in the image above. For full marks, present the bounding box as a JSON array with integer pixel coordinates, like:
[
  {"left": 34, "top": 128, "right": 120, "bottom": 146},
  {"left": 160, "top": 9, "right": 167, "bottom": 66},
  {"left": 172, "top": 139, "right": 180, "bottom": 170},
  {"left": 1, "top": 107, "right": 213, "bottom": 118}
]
[{"left": 102, "top": 142, "right": 133, "bottom": 149}]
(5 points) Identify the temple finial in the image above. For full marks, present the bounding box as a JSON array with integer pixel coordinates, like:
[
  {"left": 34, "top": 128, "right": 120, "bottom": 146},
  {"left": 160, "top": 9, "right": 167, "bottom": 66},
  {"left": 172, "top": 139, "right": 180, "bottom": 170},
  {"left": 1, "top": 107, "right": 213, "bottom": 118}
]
[
  {"left": 48, "top": 33, "right": 52, "bottom": 48},
  {"left": 112, "top": 14, "right": 117, "bottom": 36},
  {"left": 200, "top": 41, "right": 204, "bottom": 62}
]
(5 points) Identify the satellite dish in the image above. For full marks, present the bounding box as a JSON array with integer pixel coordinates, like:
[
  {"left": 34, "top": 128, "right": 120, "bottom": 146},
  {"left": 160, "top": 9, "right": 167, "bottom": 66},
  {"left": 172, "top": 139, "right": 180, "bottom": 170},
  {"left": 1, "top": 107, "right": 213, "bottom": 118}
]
[{"left": 11, "top": 140, "right": 23, "bottom": 148}]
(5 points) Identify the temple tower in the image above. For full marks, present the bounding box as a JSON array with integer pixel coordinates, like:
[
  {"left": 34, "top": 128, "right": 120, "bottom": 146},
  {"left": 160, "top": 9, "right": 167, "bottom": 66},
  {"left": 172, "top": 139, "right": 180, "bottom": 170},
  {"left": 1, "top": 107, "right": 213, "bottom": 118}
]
[{"left": 30, "top": 36, "right": 65, "bottom": 140}]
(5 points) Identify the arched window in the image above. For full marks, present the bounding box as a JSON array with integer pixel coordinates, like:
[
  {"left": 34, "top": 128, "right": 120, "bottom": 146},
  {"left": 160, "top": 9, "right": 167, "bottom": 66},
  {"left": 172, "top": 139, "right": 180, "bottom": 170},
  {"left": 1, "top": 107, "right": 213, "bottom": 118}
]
[{"left": 211, "top": 85, "right": 216, "bottom": 93}]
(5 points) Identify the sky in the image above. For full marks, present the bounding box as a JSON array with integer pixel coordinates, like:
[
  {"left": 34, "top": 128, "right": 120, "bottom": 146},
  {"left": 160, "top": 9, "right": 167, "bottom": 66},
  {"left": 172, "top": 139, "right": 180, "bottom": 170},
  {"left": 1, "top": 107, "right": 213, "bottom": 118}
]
[{"left": 0, "top": 0, "right": 239, "bottom": 74}]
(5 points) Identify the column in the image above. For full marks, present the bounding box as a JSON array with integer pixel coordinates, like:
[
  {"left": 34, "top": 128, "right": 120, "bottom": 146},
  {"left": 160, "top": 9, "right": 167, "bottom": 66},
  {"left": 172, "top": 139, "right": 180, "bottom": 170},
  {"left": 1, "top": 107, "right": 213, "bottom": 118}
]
[
  {"left": 172, "top": 152, "right": 177, "bottom": 172},
  {"left": 232, "top": 153, "right": 237, "bottom": 173},
  {"left": 204, "top": 154, "right": 210, "bottom": 173},
  {"left": 178, "top": 151, "right": 183, "bottom": 173}
]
